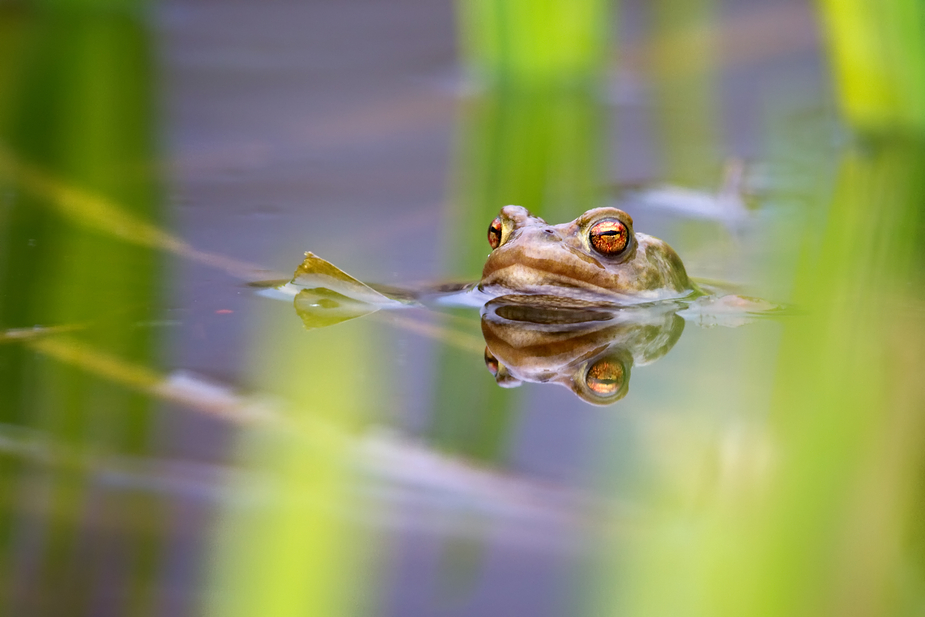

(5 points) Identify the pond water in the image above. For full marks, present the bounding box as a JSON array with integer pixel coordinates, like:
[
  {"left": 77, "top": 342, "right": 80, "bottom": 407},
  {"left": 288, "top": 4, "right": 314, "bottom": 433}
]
[{"left": 7, "top": 0, "right": 921, "bottom": 616}]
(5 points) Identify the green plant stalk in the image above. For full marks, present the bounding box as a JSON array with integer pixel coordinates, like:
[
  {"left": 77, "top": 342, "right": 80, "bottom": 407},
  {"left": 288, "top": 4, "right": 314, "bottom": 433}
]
[
  {"left": 817, "top": 0, "right": 925, "bottom": 135},
  {"left": 0, "top": 8, "right": 163, "bottom": 616},
  {"left": 206, "top": 314, "right": 387, "bottom": 617},
  {"left": 457, "top": 0, "right": 611, "bottom": 84},
  {"left": 435, "top": 0, "right": 613, "bottom": 465},
  {"left": 647, "top": 0, "right": 721, "bottom": 186}
]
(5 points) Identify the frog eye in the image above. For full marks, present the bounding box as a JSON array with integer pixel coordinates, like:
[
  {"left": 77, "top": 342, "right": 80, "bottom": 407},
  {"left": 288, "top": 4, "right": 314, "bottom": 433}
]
[
  {"left": 488, "top": 216, "right": 503, "bottom": 249},
  {"left": 484, "top": 347, "right": 500, "bottom": 376},
  {"left": 585, "top": 358, "right": 625, "bottom": 397},
  {"left": 588, "top": 219, "right": 628, "bottom": 256}
]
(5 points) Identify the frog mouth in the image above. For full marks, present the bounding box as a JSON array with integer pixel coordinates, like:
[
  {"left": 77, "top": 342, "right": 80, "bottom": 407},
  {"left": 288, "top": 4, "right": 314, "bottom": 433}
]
[
  {"left": 479, "top": 261, "right": 622, "bottom": 299},
  {"left": 479, "top": 260, "right": 683, "bottom": 306}
]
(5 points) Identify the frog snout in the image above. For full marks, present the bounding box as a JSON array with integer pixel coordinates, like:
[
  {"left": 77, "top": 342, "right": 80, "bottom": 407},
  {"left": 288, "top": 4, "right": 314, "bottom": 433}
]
[{"left": 539, "top": 228, "right": 563, "bottom": 242}]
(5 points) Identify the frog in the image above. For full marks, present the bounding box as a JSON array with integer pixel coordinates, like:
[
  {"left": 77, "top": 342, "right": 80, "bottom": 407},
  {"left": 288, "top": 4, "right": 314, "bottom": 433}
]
[
  {"left": 253, "top": 204, "right": 778, "bottom": 404},
  {"left": 263, "top": 204, "right": 769, "bottom": 325},
  {"left": 480, "top": 205, "right": 695, "bottom": 305}
]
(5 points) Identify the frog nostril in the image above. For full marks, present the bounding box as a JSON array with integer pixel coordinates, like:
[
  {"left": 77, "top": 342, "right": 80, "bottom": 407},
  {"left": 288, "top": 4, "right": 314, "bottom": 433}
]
[{"left": 542, "top": 228, "right": 562, "bottom": 241}]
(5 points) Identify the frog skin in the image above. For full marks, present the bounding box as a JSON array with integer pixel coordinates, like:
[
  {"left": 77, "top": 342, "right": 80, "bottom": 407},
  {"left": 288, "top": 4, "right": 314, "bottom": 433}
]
[{"left": 480, "top": 205, "right": 694, "bottom": 305}]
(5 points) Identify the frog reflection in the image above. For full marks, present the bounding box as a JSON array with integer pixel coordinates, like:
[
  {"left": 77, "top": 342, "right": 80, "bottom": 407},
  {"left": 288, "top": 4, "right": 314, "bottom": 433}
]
[{"left": 480, "top": 296, "right": 685, "bottom": 405}]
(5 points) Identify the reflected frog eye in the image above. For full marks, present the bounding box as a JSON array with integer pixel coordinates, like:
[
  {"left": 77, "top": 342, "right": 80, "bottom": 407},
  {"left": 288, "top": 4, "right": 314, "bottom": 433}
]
[
  {"left": 588, "top": 219, "right": 628, "bottom": 256},
  {"left": 488, "top": 216, "right": 503, "bottom": 249},
  {"left": 585, "top": 358, "right": 625, "bottom": 396},
  {"left": 484, "top": 347, "right": 500, "bottom": 376}
]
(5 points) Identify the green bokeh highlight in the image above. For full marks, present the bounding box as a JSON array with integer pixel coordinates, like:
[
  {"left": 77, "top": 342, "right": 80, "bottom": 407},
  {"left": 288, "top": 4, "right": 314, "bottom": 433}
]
[
  {"left": 817, "top": 0, "right": 925, "bottom": 136},
  {"left": 457, "top": 0, "right": 610, "bottom": 85}
]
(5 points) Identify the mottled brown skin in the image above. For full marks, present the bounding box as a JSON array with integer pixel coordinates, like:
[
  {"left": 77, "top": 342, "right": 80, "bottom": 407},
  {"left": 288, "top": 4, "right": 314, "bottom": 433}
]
[{"left": 479, "top": 206, "right": 692, "bottom": 304}]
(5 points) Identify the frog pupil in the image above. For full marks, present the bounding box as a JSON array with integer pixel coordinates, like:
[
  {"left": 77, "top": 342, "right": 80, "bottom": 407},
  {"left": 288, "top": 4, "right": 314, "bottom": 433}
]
[
  {"left": 589, "top": 220, "right": 628, "bottom": 255},
  {"left": 585, "top": 359, "right": 624, "bottom": 396}
]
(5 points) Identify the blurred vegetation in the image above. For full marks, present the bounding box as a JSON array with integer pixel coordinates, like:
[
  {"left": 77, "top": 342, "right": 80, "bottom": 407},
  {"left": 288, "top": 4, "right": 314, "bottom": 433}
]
[
  {"left": 817, "top": 0, "right": 925, "bottom": 136},
  {"left": 614, "top": 139, "right": 925, "bottom": 617},
  {"left": 457, "top": 0, "right": 609, "bottom": 85},
  {"left": 206, "top": 321, "right": 383, "bottom": 617},
  {"left": 1, "top": 0, "right": 924, "bottom": 615},
  {"left": 418, "top": 0, "right": 615, "bottom": 599},
  {"left": 0, "top": 2, "right": 162, "bottom": 616},
  {"left": 430, "top": 0, "right": 612, "bottom": 464},
  {"left": 647, "top": 0, "right": 721, "bottom": 185},
  {"left": 605, "top": 2, "right": 925, "bottom": 617}
]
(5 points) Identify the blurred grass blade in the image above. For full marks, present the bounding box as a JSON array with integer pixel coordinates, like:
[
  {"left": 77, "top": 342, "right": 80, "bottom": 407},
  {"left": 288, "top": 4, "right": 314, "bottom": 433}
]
[
  {"left": 457, "top": 0, "right": 610, "bottom": 84},
  {"left": 646, "top": 0, "right": 721, "bottom": 185},
  {"left": 436, "top": 0, "right": 614, "bottom": 466},
  {"left": 0, "top": 7, "right": 163, "bottom": 616},
  {"left": 616, "top": 139, "right": 925, "bottom": 617},
  {"left": 0, "top": 142, "right": 281, "bottom": 281},
  {"left": 817, "top": 0, "right": 925, "bottom": 135}
]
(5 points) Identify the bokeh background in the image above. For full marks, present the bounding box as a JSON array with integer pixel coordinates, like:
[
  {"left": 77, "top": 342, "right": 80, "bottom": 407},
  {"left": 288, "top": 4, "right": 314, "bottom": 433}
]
[{"left": 1, "top": 0, "right": 924, "bottom": 615}]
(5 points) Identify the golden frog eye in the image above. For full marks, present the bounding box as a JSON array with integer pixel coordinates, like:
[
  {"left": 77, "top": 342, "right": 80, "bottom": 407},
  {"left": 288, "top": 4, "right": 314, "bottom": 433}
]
[
  {"left": 585, "top": 358, "right": 625, "bottom": 396},
  {"left": 588, "top": 219, "right": 628, "bottom": 256},
  {"left": 487, "top": 216, "right": 503, "bottom": 249}
]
